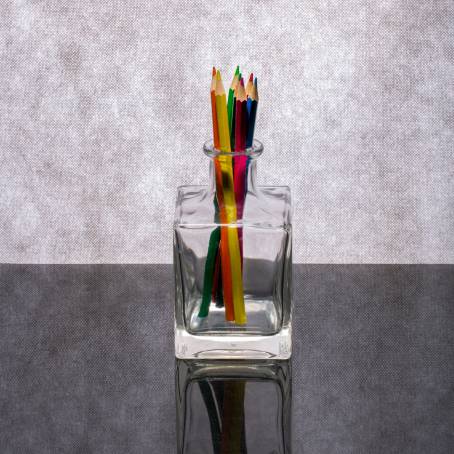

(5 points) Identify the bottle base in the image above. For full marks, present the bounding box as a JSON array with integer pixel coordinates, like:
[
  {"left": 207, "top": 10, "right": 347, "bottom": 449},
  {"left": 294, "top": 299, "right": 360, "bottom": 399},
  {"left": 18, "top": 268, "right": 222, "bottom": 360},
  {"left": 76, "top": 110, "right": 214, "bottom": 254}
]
[{"left": 175, "top": 326, "right": 291, "bottom": 359}]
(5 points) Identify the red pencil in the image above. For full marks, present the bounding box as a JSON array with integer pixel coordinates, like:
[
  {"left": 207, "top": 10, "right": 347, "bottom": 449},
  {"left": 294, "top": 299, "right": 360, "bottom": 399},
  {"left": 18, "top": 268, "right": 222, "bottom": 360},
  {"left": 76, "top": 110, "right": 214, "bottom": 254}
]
[{"left": 234, "top": 78, "right": 248, "bottom": 151}]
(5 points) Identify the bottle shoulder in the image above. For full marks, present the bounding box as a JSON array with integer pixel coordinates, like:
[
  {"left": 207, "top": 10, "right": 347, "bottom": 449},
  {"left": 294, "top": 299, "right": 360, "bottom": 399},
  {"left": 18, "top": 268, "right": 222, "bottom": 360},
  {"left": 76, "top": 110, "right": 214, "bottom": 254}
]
[{"left": 174, "top": 184, "right": 292, "bottom": 229}]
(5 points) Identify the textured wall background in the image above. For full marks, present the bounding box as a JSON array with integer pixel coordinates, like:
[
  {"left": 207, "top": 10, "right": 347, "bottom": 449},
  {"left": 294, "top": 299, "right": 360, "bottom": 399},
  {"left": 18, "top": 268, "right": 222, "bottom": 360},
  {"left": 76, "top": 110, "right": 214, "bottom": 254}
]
[{"left": 0, "top": 0, "right": 453, "bottom": 263}]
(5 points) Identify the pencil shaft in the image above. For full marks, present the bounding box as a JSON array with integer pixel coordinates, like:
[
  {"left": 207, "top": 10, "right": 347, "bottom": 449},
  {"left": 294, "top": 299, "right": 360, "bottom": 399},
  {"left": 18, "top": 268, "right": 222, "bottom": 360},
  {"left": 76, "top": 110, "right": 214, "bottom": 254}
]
[
  {"left": 214, "top": 159, "right": 235, "bottom": 321},
  {"left": 198, "top": 226, "right": 221, "bottom": 318},
  {"left": 217, "top": 153, "right": 243, "bottom": 322},
  {"left": 246, "top": 100, "right": 257, "bottom": 148},
  {"left": 227, "top": 88, "right": 235, "bottom": 137},
  {"left": 230, "top": 96, "right": 236, "bottom": 150},
  {"left": 233, "top": 97, "right": 248, "bottom": 272},
  {"left": 215, "top": 89, "right": 246, "bottom": 324},
  {"left": 211, "top": 91, "right": 220, "bottom": 150},
  {"left": 212, "top": 244, "right": 223, "bottom": 307}
]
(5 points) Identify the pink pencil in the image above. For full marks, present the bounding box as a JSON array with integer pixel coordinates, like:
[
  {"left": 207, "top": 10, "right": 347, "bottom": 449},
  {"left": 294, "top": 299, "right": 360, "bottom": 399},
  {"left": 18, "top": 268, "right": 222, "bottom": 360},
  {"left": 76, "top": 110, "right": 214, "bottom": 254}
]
[{"left": 233, "top": 78, "right": 248, "bottom": 264}]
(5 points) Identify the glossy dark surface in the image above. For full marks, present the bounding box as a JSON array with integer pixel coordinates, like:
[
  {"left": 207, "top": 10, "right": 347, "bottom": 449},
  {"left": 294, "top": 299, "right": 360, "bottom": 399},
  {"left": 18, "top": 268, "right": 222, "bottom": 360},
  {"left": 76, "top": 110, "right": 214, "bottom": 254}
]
[{"left": 1, "top": 265, "right": 453, "bottom": 453}]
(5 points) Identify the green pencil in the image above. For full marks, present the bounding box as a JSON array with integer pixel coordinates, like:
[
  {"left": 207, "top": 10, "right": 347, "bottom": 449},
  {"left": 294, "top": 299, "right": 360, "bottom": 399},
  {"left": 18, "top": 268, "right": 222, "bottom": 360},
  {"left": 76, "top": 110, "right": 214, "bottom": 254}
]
[
  {"left": 227, "top": 66, "right": 240, "bottom": 139},
  {"left": 198, "top": 226, "right": 221, "bottom": 318}
]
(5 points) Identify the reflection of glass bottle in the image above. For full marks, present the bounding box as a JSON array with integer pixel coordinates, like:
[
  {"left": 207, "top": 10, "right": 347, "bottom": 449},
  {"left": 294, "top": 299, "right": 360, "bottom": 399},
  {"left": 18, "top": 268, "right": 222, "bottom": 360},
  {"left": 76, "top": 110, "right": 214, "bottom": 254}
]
[
  {"left": 174, "top": 140, "right": 292, "bottom": 359},
  {"left": 175, "top": 359, "right": 292, "bottom": 454}
]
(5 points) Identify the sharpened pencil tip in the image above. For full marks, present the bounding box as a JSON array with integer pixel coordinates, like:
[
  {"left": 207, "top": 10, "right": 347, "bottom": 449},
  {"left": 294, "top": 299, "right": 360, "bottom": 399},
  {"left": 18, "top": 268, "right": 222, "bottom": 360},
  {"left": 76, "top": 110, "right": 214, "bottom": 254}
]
[
  {"left": 249, "top": 73, "right": 253, "bottom": 82},
  {"left": 216, "top": 70, "right": 221, "bottom": 81},
  {"left": 240, "top": 77, "right": 244, "bottom": 87},
  {"left": 235, "top": 65, "right": 240, "bottom": 75},
  {"left": 212, "top": 66, "right": 216, "bottom": 76}
]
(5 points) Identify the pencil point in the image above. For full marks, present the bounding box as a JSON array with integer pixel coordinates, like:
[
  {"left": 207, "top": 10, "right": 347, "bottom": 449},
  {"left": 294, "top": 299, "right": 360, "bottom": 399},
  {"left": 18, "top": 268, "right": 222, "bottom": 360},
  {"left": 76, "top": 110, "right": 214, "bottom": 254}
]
[
  {"left": 249, "top": 73, "right": 253, "bottom": 82},
  {"left": 216, "top": 70, "right": 221, "bottom": 81},
  {"left": 235, "top": 65, "right": 240, "bottom": 75},
  {"left": 212, "top": 66, "right": 216, "bottom": 76},
  {"left": 240, "top": 77, "right": 244, "bottom": 87}
]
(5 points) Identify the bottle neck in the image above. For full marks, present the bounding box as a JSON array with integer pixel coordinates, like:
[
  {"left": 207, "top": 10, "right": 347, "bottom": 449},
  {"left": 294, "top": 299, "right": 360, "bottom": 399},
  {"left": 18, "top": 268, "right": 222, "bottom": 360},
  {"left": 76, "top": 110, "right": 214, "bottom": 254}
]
[{"left": 208, "top": 157, "right": 258, "bottom": 195}]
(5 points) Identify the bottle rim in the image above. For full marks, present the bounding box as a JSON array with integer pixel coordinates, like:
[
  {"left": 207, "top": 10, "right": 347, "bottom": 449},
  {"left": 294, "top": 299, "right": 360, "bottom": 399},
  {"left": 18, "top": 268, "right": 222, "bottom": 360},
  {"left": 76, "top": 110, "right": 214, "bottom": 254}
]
[{"left": 203, "top": 139, "right": 264, "bottom": 158}]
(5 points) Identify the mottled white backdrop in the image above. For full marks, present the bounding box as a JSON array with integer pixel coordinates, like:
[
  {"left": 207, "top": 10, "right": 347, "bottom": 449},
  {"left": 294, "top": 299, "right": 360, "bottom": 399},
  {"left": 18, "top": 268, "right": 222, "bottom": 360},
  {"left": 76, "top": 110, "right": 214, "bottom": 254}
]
[{"left": 0, "top": 0, "right": 453, "bottom": 263}]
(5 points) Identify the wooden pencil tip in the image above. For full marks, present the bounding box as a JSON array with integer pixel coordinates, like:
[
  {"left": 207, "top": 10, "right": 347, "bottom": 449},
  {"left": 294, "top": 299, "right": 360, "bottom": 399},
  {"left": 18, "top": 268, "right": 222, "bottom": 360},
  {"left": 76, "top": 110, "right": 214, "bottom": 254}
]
[
  {"left": 249, "top": 73, "right": 253, "bottom": 82},
  {"left": 212, "top": 66, "right": 216, "bottom": 76},
  {"left": 216, "top": 69, "right": 221, "bottom": 81},
  {"left": 240, "top": 77, "right": 244, "bottom": 87},
  {"left": 235, "top": 65, "right": 240, "bottom": 75}
]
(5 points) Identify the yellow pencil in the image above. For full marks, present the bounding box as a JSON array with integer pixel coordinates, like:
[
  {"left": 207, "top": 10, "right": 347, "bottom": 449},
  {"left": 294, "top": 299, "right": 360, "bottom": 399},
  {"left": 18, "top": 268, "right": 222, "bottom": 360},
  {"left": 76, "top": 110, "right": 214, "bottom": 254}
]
[{"left": 215, "top": 70, "right": 247, "bottom": 325}]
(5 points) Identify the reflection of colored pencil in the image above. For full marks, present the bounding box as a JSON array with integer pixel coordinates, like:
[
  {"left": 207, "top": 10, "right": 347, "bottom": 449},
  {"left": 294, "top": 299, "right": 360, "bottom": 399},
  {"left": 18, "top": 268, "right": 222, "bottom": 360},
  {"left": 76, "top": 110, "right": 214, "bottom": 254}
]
[
  {"left": 215, "top": 70, "right": 246, "bottom": 325},
  {"left": 220, "top": 381, "right": 246, "bottom": 454},
  {"left": 198, "top": 380, "right": 222, "bottom": 453}
]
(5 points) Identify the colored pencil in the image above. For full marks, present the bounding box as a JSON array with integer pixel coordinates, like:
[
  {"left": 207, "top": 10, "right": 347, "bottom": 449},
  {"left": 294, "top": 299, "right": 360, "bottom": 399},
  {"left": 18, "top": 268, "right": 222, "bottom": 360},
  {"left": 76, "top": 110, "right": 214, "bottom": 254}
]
[
  {"left": 210, "top": 67, "right": 235, "bottom": 321},
  {"left": 234, "top": 78, "right": 248, "bottom": 151},
  {"left": 233, "top": 78, "right": 248, "bottom": 266},
  {"left": 232, "top": 71, "right": 242, "bottom": 154},
  {"left": 211, "top": 194, "right": 224, "bottom": 308},
  {"left": 212, "top": 249, "right": 224, "bottom": 307},
  {"left": 210, "top": 67, "right": 220, "bottom": 149},
  {"left": 244, "top": 77, "right": 258, "bottom": 204},
  {"left": 203, "top": 67, "right": 258, "bottom": 325},
  {"left": 234, "top": 77, "right": 248, "bottom": 211},
  {"left": 246, "top": 77, "right": 258, "bottom": 148},
  {"left": 215, "top": 70, "right": 246, "bottom": 325},
  {"left": 198, "top": 226, "right": 221, "bottom": 317},
  {"left": 245, "top": 73, "right": 254, "bottom": 114},
  {"left": 198, "top": 69, "right": 223, "bottom": 318},
  {"left": 227, "top": 66, "right": 239, "bottom": 141},
  {"left": 214, "top": 164, "right": 235, "bottom": 320}
]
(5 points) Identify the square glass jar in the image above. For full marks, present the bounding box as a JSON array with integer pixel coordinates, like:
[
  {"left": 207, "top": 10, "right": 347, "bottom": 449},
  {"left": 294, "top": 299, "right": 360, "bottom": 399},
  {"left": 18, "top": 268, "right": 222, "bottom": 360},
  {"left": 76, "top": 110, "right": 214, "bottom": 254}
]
[{"left": 174, "top": 140, "right": 292, "bottom": 359}]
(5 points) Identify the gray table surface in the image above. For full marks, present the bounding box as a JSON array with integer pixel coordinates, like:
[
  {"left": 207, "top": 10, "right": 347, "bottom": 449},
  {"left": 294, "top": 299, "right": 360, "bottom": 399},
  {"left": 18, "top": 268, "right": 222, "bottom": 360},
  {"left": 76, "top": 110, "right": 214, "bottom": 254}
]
[{"left": 1, "top": 265, "right": 453, "bottom": 453}]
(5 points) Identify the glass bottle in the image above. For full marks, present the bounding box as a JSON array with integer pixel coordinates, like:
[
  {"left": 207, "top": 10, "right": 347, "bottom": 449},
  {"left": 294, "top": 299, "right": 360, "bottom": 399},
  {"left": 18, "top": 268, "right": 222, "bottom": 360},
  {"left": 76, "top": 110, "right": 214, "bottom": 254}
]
[
  {"left": 175, "top": 359, "right": 292, "bottom": 454},
  {"left": 174, "top": 139, "right": 292, "bottom": 359}
]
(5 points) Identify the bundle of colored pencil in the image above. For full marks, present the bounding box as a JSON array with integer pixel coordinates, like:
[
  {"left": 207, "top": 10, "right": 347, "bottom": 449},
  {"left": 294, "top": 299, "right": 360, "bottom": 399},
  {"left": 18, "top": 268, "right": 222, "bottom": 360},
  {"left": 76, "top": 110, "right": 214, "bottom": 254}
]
[{"left": 198, "top": 66, "right": 259, "bottom": 325}]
